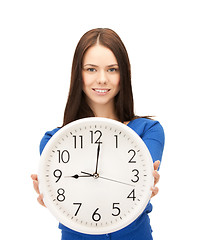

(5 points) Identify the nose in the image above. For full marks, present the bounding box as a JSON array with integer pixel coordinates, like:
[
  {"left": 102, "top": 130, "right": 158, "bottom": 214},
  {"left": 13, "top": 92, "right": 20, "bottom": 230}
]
[{"left": 97, "top": 70, "right": 108, "bottom": 84}]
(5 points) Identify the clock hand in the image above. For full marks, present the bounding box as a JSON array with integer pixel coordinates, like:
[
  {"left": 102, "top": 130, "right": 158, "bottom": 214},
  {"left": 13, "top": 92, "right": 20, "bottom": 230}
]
[
  {"left": 99, "top": 176, "right": 135, "bottom": 187},
  {"left": 95, "top": 143, "right": 101, "bottom": 174},
  {"left": 81, "top": 171, "right": 94, "bottom": 177},
  {"left": 64, "top": 174, "right": 93, "bottom": 179},
  {"left": 81, "top": 171, "right": 100, "bottom": 179}
]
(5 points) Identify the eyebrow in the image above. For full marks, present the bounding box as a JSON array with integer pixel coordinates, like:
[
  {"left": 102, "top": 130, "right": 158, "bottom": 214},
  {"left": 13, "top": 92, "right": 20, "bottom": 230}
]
[{"left": 83, "top": 64, "right": 119, "bottom": 67}]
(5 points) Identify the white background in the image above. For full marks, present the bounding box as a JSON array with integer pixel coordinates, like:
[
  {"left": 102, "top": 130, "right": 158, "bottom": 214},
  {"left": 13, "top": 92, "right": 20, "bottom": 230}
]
[{"left": 1, "top": 0, "right": 202, "bottom": 239}]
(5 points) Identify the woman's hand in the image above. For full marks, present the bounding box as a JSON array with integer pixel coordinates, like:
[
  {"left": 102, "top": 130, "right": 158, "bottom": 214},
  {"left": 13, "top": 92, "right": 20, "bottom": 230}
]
[
  {"left": 151, "top": 160, "right": 160, "bottom": 198},
  {"left": 31, "top": 174, "right": 46, "bottom": 207}
]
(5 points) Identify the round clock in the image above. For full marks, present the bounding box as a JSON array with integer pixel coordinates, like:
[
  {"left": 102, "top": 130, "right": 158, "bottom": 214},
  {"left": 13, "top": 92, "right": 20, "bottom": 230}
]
[{"left": 38, "top": 117, "right": 154, "bottom": 235}]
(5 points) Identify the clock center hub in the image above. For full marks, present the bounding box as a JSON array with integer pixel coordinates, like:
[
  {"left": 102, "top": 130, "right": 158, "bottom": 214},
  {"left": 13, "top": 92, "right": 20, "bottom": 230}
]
[{"left": 93, "top": 173, "right": 99, "bottom": 179}]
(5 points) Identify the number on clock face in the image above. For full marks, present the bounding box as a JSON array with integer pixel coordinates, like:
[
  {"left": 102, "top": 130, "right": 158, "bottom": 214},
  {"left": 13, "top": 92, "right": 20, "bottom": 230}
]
[
  {"left": 39, "top": 118, "right": 153, "bottom": 234},
  {"left": 90, "top": 130, "right": 102, "bottom": 144}
]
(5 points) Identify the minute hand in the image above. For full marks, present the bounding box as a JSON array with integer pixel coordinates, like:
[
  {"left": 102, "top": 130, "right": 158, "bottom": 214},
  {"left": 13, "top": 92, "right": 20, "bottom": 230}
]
[
  {"left": 95, "top": 143, "right": 101, "bottom": 174},
  {"left": 99, "top": 176, "right": 135, "bottom": 187}
]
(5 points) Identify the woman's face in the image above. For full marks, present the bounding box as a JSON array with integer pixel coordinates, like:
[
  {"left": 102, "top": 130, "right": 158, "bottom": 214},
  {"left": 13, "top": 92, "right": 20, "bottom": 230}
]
[{"left": 82, "top": 44, "right": 120, "bottom": 109}]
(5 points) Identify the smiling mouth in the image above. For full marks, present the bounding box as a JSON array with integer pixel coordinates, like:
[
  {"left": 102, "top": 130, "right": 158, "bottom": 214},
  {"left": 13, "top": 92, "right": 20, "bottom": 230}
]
[{"left": 93, "top": 88, "right": 110, "bottom": 93}]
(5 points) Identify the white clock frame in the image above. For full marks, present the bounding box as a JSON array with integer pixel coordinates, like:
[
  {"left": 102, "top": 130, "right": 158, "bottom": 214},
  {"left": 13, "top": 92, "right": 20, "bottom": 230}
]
[{"left": 38, "top": 117, "right": 154, "bottom": 235}]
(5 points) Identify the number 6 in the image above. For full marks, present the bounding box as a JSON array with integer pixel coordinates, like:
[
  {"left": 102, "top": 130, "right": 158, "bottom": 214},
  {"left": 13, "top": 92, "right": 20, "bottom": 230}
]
[{"left": 92, "top": 208, "right": 101, "bottom": 222}]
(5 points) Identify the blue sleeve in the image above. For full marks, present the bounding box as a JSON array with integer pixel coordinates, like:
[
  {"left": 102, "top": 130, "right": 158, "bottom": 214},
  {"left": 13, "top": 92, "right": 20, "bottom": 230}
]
[
  {"left": 39, "top": 128, "right": 60, "bottom": 155},
  {"left": 141, "top": 121, "right": 165, "bottom": 164}
]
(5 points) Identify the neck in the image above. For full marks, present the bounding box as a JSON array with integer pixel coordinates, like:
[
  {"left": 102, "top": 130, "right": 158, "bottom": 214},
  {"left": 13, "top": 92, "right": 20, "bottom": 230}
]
[{"left": 89, "top": 102, "right": 119, "bottom": 121}]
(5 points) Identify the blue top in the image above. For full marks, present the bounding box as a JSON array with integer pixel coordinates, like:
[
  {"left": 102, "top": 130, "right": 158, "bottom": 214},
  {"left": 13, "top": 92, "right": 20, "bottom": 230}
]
[{"left": 40, "top": 118, "right": 165, "bottom": 240}]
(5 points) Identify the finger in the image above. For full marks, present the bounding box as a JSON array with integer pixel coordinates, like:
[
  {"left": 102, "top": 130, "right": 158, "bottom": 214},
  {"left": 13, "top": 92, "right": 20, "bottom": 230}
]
[
  {"left": 153, "top": 160, "right": 160, "bottom": 171},
  {"left": 153, "top": 170, "right": 160, "bottom": 185},
  {"left": 31, "top": 174, "right": 38, "bottom": 181},
  {"left": 37, "top": 194, "right": 46, "bottom": 207},
  {"left": 151, "top": 187, "right": 159, "bottom": 198},
  {"left": 33, "top": 180, "right": 40, "bottom": 194}
]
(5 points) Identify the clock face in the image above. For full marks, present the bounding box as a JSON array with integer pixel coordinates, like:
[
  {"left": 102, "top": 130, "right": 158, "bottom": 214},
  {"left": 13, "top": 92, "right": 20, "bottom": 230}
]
[{"left": 38, "top": 117, "right": 154, "bottom": 235}]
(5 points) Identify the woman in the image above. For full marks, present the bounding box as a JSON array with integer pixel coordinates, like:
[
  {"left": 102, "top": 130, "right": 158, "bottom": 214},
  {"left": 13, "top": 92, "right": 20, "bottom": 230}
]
[{"left": 31, "top": 28, "right": 165, "bottom": 240}]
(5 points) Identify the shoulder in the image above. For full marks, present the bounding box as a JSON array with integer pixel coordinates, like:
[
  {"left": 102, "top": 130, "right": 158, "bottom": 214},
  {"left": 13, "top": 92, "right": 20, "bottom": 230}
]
[
  {"left": 39, "top": 128, "right": 60, "bottom": 155},
  {"left": 128, "top": 117, "right": 164, "bottom": 133}
]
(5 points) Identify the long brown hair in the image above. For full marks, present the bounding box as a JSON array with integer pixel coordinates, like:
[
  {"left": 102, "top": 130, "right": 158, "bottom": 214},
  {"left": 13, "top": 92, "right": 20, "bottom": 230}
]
[{"left": 62, "top": 28, "right": 142, "bottom": 126}]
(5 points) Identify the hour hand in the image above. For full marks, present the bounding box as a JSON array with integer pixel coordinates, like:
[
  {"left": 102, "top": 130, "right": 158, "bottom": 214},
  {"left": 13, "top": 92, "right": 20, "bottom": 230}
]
[
  {"left": 81, "top": 171, "right": 94, "bottom": 177},
  {"left": 64, "top": 173, "right": 93, "bottom": 179}
]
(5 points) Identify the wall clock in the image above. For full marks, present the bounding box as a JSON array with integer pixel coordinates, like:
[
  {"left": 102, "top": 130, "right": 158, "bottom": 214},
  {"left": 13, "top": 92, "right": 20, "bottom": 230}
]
[{"left": 38, "top": 117, "right": 154, "bottom": 234}]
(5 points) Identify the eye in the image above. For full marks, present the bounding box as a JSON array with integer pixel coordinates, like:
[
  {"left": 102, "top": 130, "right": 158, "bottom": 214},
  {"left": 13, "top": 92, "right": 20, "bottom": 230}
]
[
  {"left": 87, "top": 68, "right": 96, "bottom": 72},
  {"left": 108, "top": 68, "right": 118, "bottom": 73}
]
